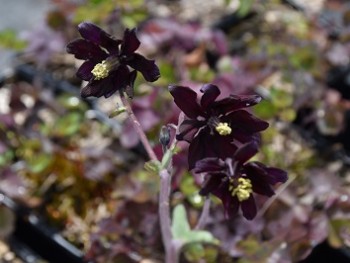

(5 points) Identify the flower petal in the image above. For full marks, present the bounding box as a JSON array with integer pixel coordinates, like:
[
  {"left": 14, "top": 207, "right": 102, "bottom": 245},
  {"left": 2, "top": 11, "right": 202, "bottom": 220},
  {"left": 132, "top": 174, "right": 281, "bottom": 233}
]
[
  {"left": 127, "top": 53, "right": 160, "bottom": 82},
  {"left": 212, "top": 94, "right": 262, "bottom": 114},
  {"left": 121, "top": 28, "right": 140, "bottom": 56},
  {"left": 81, "top": 77, "right": 113, "bottom": 98},
  {"left": 265, "top": 167, "right": 288, "bottom": 184},
  {"left": 199, "top": 173, "right": 224, "bottom": 196},
  {"left": 188, "top": 128, "right": 237, "bottom": 170},
  {"left": 234, "top": 142, "right": 259, "bottom": 164},
  {"left": 66, "top": 39, "right": 107, "bottom": 61},
  {"left": 169, "top": 85, "right": 203, "bottom": 119},
  {"left": 213, "top": 187, "right": 240, "bottom": 219},
  {"left": 80, "top": 65, "right": 130, "bottom": 98},
  {"left": 243, "top": 162, "right": 277, "bottom": 197},
  {"left": 246, "top": 162, "right": 288, "bottom": 185},
  {"left": 76, "top": 61, "right": 95, "bottom": 81},
  {"left": 125, "top": 70, "right": 137, "bottom": 98},
  {"left": 177, "top": 118, "right": 204, "bottom": 142},
  {"left": 104, "top": 66, "right": 131, "bottom": 98},
  {"left": 78, "top": 22, "right": 120, "bottom": 54},
  {"left": 224, "top": 110, "right": 269, "bottom": 134},
  {"left": 241, "top": 196, "right": 257, "bottom": 220},
  {"left": 200, "top": 84, "right": 220, "bottom": 109},
  {"left": 194, "top": 157, "right": 226, "bottom": 174}
]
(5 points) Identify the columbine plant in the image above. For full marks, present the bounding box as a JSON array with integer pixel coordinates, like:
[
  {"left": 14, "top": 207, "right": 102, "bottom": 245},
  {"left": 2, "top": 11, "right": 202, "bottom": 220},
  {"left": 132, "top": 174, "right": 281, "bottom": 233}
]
[{"left": 67, "top": 22, "right": 288, "bottom": 263}]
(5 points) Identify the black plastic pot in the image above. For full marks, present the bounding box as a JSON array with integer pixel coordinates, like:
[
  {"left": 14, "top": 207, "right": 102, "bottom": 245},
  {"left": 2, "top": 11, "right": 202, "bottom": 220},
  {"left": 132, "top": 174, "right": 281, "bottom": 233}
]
[
  {"left": 0, "top": 192, "right": 85, "bottom": 263},
  {"left": 300, "top": 240, "right": 350, "bottom": 263}
]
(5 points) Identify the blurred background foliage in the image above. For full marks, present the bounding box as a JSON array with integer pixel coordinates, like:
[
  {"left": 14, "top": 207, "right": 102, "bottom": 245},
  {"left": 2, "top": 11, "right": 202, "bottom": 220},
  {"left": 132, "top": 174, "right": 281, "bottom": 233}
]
[{"left": 1, "top": 0, "right": 350, "bottom": 262}]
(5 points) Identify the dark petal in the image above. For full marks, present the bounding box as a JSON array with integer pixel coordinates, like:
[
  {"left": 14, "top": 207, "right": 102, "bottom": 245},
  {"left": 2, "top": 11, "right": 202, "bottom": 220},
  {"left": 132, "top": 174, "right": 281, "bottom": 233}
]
[
  {"left": 78, "top": 22, "right": 120, "bottom": 54},
  {"left": 80, "top": 66, "right": 130, "bottom": 98},
  {"left": 211, "top": 94, "right": 262, "bottom": 114},
  {"left": 177, "top": 118, "right": 204, "bottom": 142},
  {"left": 241, "top": 196, "right": 257, "bottom": 220},
  {"left": 213, "top": 187, "right": 240, "bottom": 219},
  {"left": 104, "top": 65, "right": 131, "bottom": 98},
  {"left": 234, "top": 142, "right": 259, "bottom": 164},
  {"left": 121, "top": 28, "right": 140, "bottom": 56},
  {"left": 76, "top": 61, "right": 95, "bottom": 81},
  {"left": 126, "top": 53, "right": 160, "bottom": 82},
  {"left": 66, "top": 39, "right": 107, "bottom": 61},
  {"left": 169, "top": 85, "right": 204, "bottom": 119},
  {"left": 224, "top": 110, "right": 269, "bottom": 134},
  {"left": 194, "top": 157, "right": 226, "bottom": 174},
  {"left": 230, "top": 130, "right": 261, "bottom": 144},
  {"left": 125, "top": 70, "right": 137, "bottom": 98},
  {"left": 246, "top": 162, "right": 288, "bottom": 184},
  {"left": 199, "top": 173, "right": 225, "bottom": 196},
  {"left": 265, "top": 167, "right": 288, "bottom": 184},
  {"left": 243, "top": 163, "right": 277, "bottom": 197},
  {"left": 188, "top": 128, "right": 237, "bottom": 170},
  {"left": 200, "top": 84, "right": 221, "bottom": 109},
  {"left": 81, "top": 77, "right": 114, "bottom": 98}
]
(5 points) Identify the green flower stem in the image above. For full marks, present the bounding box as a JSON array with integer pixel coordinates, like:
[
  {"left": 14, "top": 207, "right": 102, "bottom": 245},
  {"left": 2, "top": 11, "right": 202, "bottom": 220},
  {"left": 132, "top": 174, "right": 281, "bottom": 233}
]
[
  {"left": 119, "top": 92, "right": 158, "bottom": 162},
  {"left": 159, "top": 169, "right": 177, "bottom": 263},
  {"left": 120, "top": 91, "right": 178, "bottom": 262},
  {"left": 194, "top": 196, "right": 211, "bottom": 230}
]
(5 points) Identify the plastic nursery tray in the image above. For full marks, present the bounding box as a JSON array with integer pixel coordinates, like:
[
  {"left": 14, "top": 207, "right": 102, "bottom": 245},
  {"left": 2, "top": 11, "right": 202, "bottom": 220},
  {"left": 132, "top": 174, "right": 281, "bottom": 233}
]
[
  {"left": 0, "top": 192, "right": 85, "bottom": 263},
  {"left": 0, "top": 64, "right": 95, "bottom": 263}
]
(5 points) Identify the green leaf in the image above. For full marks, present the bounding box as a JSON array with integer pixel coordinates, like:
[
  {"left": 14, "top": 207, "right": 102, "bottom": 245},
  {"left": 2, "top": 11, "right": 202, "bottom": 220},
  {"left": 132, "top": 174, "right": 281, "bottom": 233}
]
[
  {"left": 0, "top": 29, "right": 27, "bottom": 50},
  {"left": 184, "top": 243, "right": 205, "bottom": 261},
  {"left": 28, "top": 153, "right": 52, "bottom": 173},
  {"left": 171, "top": 204, "right": 191, "bottom": 240},
  {"left": 53, "top": 112, "right": 82, "bottom": 137},
  {"left": 180, "top": 173, "right": 204, "bottom": 208},
  {"left": 253, "top": 100, "right": 277, "bottom": 119},
  {"left": 237, "top": 0, "right": 254, "bottom": 17},
  {"left": 171, "top": 204, "right": 219, "bottom": 245},
  {"left": 160, "top": 149, "right": 173, "bottom": 170},
  {"left": 144, "top": 160, "right": 161, "bottom": 174},
  {"left": 109, "top": 107, "right": 126, "bottom": 118},
  {"left": 270, "top": 88, "right": 293, "bottom": 109}
]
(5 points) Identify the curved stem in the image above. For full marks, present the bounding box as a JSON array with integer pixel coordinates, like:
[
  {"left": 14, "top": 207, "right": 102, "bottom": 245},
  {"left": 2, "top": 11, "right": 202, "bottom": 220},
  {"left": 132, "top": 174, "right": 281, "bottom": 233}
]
[
  {"left": 119, "top": 92, "right": 158, "bottom": 162},
  {"left": 194, "top": 196, "right": 211, "bottom": 230},
  {"left": 257, "top": 174, "right": 296, "bottom": 218},
  {"left": 119, "top": 92, "right": 179, "bottom": 262}
]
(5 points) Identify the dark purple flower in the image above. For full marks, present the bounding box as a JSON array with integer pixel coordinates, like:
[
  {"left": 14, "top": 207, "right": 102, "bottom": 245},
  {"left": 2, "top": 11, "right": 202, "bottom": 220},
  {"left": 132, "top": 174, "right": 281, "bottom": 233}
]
[
  {"left": 194, "top": 142, "right": 288, "bottom": 220},
  {"left": 66, "top": 22, "right": 160, "bottom": 98},
  {"left": 169, "top": 84, "right": 269, "bottom": 169}
]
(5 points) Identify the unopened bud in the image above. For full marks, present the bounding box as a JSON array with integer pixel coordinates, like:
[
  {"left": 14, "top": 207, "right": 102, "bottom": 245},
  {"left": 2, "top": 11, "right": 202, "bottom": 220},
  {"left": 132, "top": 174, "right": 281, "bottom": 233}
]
[{"left": 159, "top": 125, "right": 171, "bottom": 148}]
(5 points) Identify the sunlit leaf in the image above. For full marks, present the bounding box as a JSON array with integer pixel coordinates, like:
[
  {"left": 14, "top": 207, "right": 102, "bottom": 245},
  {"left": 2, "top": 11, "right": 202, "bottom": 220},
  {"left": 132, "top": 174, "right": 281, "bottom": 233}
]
[
  {"left": 180, "top": 174, "right": 204, "bottom": 208},
  {"left": 0, "top": 29, "right": 27, "bottom": 50},
  {"left": 53, "top": 112, "right": 82, "bottom": 137},
  {"left": 237, "top": 0, "right": 254, "bottom": 17},
  {"left": 171, "top": 204, "right": 191, "bottom": 240},
  {"left": 270, "top": 88, "right": 293, "bottom": 109},
  {"left": 28, "top": 153, "right": 52, "bottom": 173},
  {"left": 171, "top": 204, "right": 219, "bottom": 245}
]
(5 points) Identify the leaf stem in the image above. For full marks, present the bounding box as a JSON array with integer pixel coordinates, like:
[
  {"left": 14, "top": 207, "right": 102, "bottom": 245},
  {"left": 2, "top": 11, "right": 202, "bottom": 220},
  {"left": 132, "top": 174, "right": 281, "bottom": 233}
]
[
  {"left": 119, "top": 91, "right": 178, "bottom": 262},
  {"left": 159, "top": 169, "right": 177, "bottom": 262},
  {"left": 194, "top": 196, "right": 211, "bottom": 230},
  {"left": 119, "top": 92, "right": 158, "bottom": 162}
]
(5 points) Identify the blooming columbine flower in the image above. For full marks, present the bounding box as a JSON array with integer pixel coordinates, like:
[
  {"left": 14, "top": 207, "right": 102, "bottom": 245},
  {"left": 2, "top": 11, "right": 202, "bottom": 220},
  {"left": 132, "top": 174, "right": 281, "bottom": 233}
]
[
  {"left": 169, "top": 84, "right": 269, "bottom": 169},
  {"left": 194, "top": 142, "right": 288, "bottom": 220},
  {"left": 67, "top": 22, "right": 160, "bottom": 98}
]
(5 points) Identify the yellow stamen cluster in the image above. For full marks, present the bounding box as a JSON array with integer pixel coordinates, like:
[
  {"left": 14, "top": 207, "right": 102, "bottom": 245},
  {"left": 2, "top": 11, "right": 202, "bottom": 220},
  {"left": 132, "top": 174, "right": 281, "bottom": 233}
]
[
  {"left": 215, "top": 122, "right": 232, "bottom": 136},
  {"left": 91, "top": 60, "right": 109, "bottom": 80},
  {"left": 229, "top": 178, "right": 253, "bottom": 202}
]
